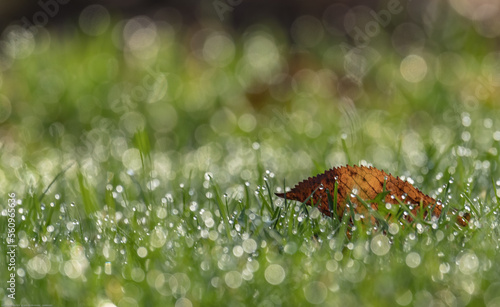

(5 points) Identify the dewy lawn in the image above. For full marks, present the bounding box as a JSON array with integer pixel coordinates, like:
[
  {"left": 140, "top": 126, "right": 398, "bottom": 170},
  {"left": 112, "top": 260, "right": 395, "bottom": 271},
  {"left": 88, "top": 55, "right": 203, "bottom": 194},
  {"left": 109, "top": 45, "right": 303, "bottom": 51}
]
[{"left": 1, "top": 3, "right": 500, "bottom": 306}]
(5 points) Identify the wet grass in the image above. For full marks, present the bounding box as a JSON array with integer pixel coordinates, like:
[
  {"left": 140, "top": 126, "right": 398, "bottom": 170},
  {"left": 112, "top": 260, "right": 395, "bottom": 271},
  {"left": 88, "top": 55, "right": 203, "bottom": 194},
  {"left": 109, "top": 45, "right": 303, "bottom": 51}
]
[
  {"left": 2, "top": 157, "right": 500, "bottom": 306},
  {"left": 1, "top": 14, "right": 500, "bottom": 306}
]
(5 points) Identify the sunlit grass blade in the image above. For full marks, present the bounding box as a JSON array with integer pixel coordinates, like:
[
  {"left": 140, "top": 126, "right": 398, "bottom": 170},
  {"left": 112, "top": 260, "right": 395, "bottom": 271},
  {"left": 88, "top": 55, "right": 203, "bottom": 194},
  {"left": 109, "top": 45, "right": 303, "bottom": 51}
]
[
  {"left": 77, "top": 171, "right": 99, "bottom": 215},
  {"left": 38, "top": 162, "right": 75, "bottom": 202},
  {"left": 210, "top": 176, "right": 232, "bottom": 242}
]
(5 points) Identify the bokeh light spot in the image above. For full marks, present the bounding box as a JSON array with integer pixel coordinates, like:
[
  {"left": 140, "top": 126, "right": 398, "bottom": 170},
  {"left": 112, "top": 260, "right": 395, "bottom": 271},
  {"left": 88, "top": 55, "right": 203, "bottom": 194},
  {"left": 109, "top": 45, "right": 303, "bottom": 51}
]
[
  {"left": 303, "top": 281, "right": 327, "bottom": 305},
  {"left": 265, "top": 264, "right": 285, "bottom": 285},
  {"left": 396, "top": 290, "right": 413, "bottom": 306},
  {"left": 225, "top": 271, "right": 243, "bottom": 289},
  {"left": 370, "top": 234, "right": 391, "bottom": 256},
  {"left": 457, "top": 251, "right": 479, "bottom": 275},
  {"left": 1, "top": 26, "right": 35, "bottom": 59},
  {"left": 202, "top": 32, "right": 235, "bottom": 67},
  {"left": 123, "top": 16, "right": 159, "bottom": 59},
  {"left": 27, "top": 255, "right": 51, "bottom": 279},
  {"left": 137, "top": 246, "right": 148, "bottom": 258},
  {"left": 405, "top": 252, "right": 421, "bottom": 268},
  {"left": 79, "top": 4, "right": 111, "bottom": 36},
  {"left": 150, "top": 227, "right": 167, "bottom": 248},
  {"left": 175, "top": 298, "right": 192, "bottom": 307},
  {"left": 238, "top": 113, "right": 257, "bottom": 132},
  {"left": 122, "top": 148, "right": 142, "bottom": 171},
  {"left": 400, "top": 54, "right": 427, "bottom": 83}
]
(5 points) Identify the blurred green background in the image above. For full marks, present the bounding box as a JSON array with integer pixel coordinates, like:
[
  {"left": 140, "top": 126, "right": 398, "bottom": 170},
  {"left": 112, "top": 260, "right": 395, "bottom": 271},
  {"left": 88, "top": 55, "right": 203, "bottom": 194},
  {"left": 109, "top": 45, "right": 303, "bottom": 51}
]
[
  {"left": 1, "top": 0, "right": 499, "bottom": 190},
  {"left": 1, "top": 0, "right": 500, "bottom": 306}
]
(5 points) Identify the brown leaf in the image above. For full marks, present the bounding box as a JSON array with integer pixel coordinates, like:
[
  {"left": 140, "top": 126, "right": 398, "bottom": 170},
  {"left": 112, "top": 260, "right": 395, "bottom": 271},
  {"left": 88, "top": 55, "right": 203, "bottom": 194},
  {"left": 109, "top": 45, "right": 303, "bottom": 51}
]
[{"left": 276, "top": 165, "right": 468, "bottom": 226}]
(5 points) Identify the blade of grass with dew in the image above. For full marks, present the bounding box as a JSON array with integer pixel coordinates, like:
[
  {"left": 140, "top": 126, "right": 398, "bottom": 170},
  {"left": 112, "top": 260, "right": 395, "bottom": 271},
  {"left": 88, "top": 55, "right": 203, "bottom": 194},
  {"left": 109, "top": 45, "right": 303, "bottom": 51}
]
[
  {"left": 210, "top": 177, "right": 233, "bottom": 242},
  {"left": 134, "top": 128, "right": 155, "bottom": 208}
]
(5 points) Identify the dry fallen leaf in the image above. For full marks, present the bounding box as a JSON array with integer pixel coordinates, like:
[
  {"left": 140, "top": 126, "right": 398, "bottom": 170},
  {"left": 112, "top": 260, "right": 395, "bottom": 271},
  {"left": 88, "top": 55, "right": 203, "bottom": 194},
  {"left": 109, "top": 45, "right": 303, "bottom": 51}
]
[{"left": 275, "top": 165, "right": 468, "bottom": 226}]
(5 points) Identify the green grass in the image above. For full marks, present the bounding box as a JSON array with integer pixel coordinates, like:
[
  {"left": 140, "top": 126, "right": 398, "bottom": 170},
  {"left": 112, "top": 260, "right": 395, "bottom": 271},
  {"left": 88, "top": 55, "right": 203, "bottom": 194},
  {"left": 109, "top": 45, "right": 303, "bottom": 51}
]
[{"left": 1, "top": 11, "right": 500, "bottom": 306}]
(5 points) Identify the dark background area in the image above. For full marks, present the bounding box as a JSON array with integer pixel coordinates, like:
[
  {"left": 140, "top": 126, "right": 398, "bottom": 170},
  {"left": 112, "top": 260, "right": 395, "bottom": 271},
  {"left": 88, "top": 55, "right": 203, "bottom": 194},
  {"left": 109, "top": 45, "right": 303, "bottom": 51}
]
[{"left": 0, "top": 0, "right": 420, "bottom": 32}]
